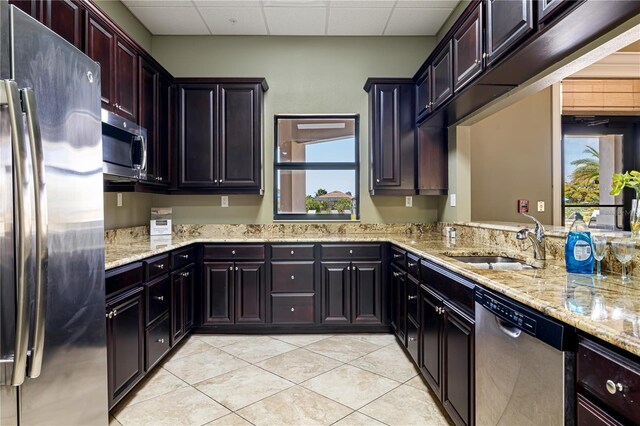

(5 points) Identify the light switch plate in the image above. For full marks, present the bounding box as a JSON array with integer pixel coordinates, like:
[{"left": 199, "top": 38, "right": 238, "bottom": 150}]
[
  {"left": 405, "top": 196, "right": 413, "bottom": 207},
  {"left": 537, "top": 201, "right": 545, "bottom": 212},
  {"left": 221, "top": 196, "right": 229, "bottom": 208},
  {"left": 117, "top": 193, "right": 122, "bottom": 207},
  {"left": 450, "top": 194, "right": 456, "bottom": 207}
]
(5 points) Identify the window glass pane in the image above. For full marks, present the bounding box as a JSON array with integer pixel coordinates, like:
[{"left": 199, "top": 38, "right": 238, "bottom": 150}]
[
  {"left": 277, "top": 118, "right": 356, "bottom": 163},
  {"left": 276, "top": 170, "right": 356, "bottom": 215}
]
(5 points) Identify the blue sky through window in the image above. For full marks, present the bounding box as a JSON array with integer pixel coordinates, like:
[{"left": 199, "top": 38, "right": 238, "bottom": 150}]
[{"left": 564, "top": 136, "right": 600, "bottom": 180}]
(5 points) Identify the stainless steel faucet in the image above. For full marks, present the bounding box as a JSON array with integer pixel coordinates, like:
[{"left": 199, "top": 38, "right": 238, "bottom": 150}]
[{"left": 516, "top": 213, "right": 546, "bottom": 268}]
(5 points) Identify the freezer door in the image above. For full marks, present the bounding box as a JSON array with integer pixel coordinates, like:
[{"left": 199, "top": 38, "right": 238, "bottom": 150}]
[{"left": 10, "top": 6, "right": 108, "bottom": 425}]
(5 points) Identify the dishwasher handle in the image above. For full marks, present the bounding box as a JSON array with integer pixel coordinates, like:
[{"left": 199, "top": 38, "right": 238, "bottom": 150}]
[{"left": 496, "top": 317, "right": 522, "bottom": 339}]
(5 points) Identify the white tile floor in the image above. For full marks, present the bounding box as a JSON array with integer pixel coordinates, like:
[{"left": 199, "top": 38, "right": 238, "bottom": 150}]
[{"left": 110, "top": 334, "right": 452, "bottom": 426}]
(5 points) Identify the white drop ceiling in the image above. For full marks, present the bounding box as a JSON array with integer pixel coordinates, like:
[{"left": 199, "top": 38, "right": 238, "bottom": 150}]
[{"left": 121, "top": 0, "right": 461, "bottom": 36}]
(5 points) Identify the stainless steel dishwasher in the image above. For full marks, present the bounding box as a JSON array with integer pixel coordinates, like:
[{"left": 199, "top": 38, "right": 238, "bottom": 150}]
[{"left": 475, "top": 287, "right": 575, "bottom": 426}]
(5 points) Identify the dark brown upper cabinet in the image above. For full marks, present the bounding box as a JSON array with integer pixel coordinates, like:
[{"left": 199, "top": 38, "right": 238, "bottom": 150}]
[
  {"left": 538, "top": 0, "right": 576, "bottom": 24},
  {"left": 416, "top": 67, "right": 432, "bottom": 120},
  {"left": 453, "top": 2, "right": 483, "bottom": 92},
  {"left": 177, "top": 79, "right": 267, "bottom": 194},
  {"left": 431, "top": 42, "right": 453, "bottom": 110},
  {"left": 156, "top": 75, "right": 172, "bottom": 185},
  {"left": 365, "top": 79, "right": 416, "bottom": 196},
  {"left": 85, "top": 13, "right": 114, "bottom": 110},
  {"left": 486, "top": 0, "right": 534, "bottom": 65},
  {"left": 114, "top": 37, "right": 138, "bottom": 122},
  {"left": 42, "top": 0, "right": 84, "bottom": 49},
  {"left": 8, "top": 0, "right": 39, "bottom": 18}
]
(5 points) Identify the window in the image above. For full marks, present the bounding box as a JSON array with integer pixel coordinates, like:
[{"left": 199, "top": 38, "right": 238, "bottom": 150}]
[{"left": 274, "top": 115, "right": 359, "bottom": 221}]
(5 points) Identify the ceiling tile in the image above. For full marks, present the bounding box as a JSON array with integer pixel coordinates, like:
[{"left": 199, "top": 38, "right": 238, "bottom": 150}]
[
  {"left": 122, "top": 0, "right": 190, "bottom": 7},
  {"left": 264, "top": 0, "right": 329, "bottom": 6},
  {"left": 194, "top": 0, "right": 262, "bottom": 6},
  {"left": 328, "top": 7, "right": 391, "bottom": 35},
  {"left": 396, "top": 0, "right": 459, "bottom": 8},
  {"left": 199, "top": 7, "right": 268, "bottom": 35},
  {"left": 264, "top": 7, "right": 327, "bottom": 35},
  {"left": 129, "top": 6, "right": 210, "bottom": 35},
  {"left": 385, "top": 7, "right": 452, "bottom": 35},
  {"left": 329, "top": 0, "right": 395, "bottom": 7}
]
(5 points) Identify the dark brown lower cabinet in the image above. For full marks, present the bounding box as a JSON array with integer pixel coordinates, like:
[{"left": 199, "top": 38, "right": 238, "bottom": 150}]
[
  {"left": 420, "top": 284, "right": 443, "bottom": 394},
  {"left": 390, "top": 264, "right": 406, "bottom": 344},
  {"left": 106, "top": 287, "right": 145, "bottom": 409},
  {"left": 202, "top": 261, "right": 265, "bottom": 325},
  {"left": 171, "top": 264, "right": 195, "bottom": 345},
  {"left": 321, "top": 261, "right": 382, "bottom": 325},
  {"left": 577, "top": 393, "right": 623, "bottom": 426},
  {"left": 145, "top": 314, "right": 171, "bottom": 370}
]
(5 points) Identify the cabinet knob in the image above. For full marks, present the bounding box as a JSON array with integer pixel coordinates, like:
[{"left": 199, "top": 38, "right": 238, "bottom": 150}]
[
  {"left": 393, "top": 272, "right": 400, "bottom": 277},
  {"left": 180, "top": 254, "right": 189, "bottom": 259},
  {"left": 155, "top": 264, "right": 165, "bottom": 270},
  {"left": 232, "top": 250, "right": 236, "bottom": 255},
  {"left": 482, "top": 52, "right": 487, "bottom": 59},
  {"left": 347, "top": 266, "right": 351, "bottom": 271},
  {"left": 154, "top": 296, "right": 164, "bottom": 301},
  {"left": 156, "top": 338, "right": 165, "bottom": 344},
  {"left": 156, "top": 176, "right": 163, "bottom": 181},
  {"left": 290, "top": 250, "right": 295, "bottom": 255},
  {"left": 408, "top": 262, "right": 416, "bottom": 268},
  {"left": 235, "top": 266, "right": 238, "bottom": 271},
  {"left": 408, "top": 295, "right": 417, "bottom": 300},
  {"left": 290, "top": 307, "right": 295, "bottom": 312},
  {"left": 393, "top": 253, "right": 402, "bottom": 259},
  {"left": 376, "top": 179, "right": 380, "bottom": 183},
  {"left": 291, "top": 275, "right": 295, "bottom": 280},
  {"left": 181, "top": 272, "right": 190, "bottom": 277},
  {"left": 409, "top": 337, "right": 416, "bottom": 342},
  {"left": 106, "top": 311, "right": 114, "bottom": 319},
  {"left": 113, "top": 309, "right": 118, "bottom": 317},
  {"left": 229, "top": 266, "right": 233, "bottom": 270},
  {"left": 349, "top": 249, "right": 353, "bottom": 254},
  {"left": 606, "top": 380, "right": 623, "bottom": 394}
]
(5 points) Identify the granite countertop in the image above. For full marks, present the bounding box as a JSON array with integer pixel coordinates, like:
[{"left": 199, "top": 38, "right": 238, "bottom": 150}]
[{"left": 104, "top": 232, "right": 640, "bottom": 357}]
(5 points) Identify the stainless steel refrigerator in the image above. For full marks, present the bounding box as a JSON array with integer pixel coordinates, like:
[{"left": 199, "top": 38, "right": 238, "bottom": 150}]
[{"left": 0, "top": 2, "right": 108, "bottom": 425}]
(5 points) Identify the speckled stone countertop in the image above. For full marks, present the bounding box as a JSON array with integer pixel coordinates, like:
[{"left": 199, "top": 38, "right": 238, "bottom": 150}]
[{"left": 104, "top": 228, "right": 640, "bottom": 357}]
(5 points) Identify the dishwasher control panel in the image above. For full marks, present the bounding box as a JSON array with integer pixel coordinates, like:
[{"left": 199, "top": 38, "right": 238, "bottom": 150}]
[{"left": 478, "top": 292, "right": 537, "bottom": 334}]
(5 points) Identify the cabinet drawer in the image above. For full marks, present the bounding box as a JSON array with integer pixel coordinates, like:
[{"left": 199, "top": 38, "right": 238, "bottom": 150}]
[
  {"left": 407, "top": 252, "right": 420, "bottom": 278},
  {"left": 391, "top": 246, "right": 406, "bottom": 269},
  {"left": 171, "top": 246, "right": 195, "bottom": 270},
  {"left": 271, "top": 294, "right": 315, "bottom": 324},
  {"left": 407, "top": 316, "right": 419, "bottom": 364},
  {"left": 320, "top": 244, "right": 381, "bottom": 260},
  {"left": 271, "top": 244, "right": 315, "bottom": 260},
  {"left": 577, "top": 393, "right": 623, "bottom": 426},
  {"left": 271, "top": 262, "right": 315, "bottom": 292},
  {"left": 106, "top": 262, "right": 143, "bottom": 297},
  {"left": 146, "top": 314, "right": 171, "bottom": 370},
  {"left": 577, "top": 339, "right": 640, "bottom": 424},
  {"left": 204, "top": 244, "right": 265, "bottom": 260},
  {"left": 146, "top": 275, "right": 170, "bottom": 326},
  {"left": 144, "top": 254, "right": 170, "bottom": 281},
  {"left": 407, "top": 274, "right": 419, "bottom": 322}
]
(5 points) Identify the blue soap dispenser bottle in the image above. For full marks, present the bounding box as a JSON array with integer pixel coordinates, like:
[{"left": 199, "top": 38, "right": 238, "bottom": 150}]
[{"left": 565, "top": 213, "right": 594, "bottom": 274}]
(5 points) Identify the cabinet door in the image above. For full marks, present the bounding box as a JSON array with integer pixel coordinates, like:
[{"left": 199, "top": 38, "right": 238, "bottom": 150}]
[
  {"left": 218, "top": 83, "right": 261, "bottom": 189},
  {"left": 372, "top": 84, "right": 401, "bottom": 188},
  {"left": 351, "top": 261, "right": 382, "bottom": 324},
  {"left": 8, "top": 0, "right": 39, "bottom": 18},
  {"left": 538, "top": 0, "right": 573, "bottom": 23},
  {"left": 183, "top": 265, "right": 195, "bottom": 332},
  {"left": 420, "top": 285, "right": 443, "bottom": 396},
  {"left": 203, "top": 262, "right": 234, "bottom": 324},
  {"left": 577, "top": 393, "right": 624, "bottom": 426},
  {"left": 321, "top": 262, "right": 351, "bottom": 324},
  {"left": 170, "top": 269, "right": 185, "bottom": 344},
  {"left": 114, "top": 37, "right": 138, "bottom": 122},
  {"left": 85, "top": 13, "right": 114, "bottom": 110},
  {"left": 42, "top": 0, "right": 83, "bottom": 49},
  {"left": 442, "top": 302, "right": 475, "bottom": 426},
  {"left": 179, "top": 85, "right": 218, "bottom": 187},
  {"left": 390, "top": 264, "right": 406, "bottom": 343},
  {"left": 139, "top": 58, "right": 158, "bottom": 181},
  {"left": 156, "top": 75, "right": 171, "bottom": 184},
  {"left": 235, "top": 261, "right": 265, "bottom": 324},
  {"left": 432, "top": 42, "right": 453, "bottom": 110},
  {"left": 486, "top": 0, "right": 534, "bottom": 64},
  {"left": 416, "top": 67, "right": 432, "bottom": 119},
  {"left": 453, "top": 2, "right": 483, "bottom": 92},
  {"left": 106, "top": 289, "right": 144, "bottom": 408},
  {"left": 418, "top": 124, "right": 448, "bottom": 195}
]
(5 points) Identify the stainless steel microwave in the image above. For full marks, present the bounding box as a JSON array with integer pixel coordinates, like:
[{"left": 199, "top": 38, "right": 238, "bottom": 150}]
[{"left": 102, "top": 109, "right": 147, "bottom": 181}]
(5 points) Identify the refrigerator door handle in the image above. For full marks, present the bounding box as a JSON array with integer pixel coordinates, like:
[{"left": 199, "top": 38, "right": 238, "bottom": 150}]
[
  {"left": 0, "top": 80, "right": 30, "bottom": 386},
  {"left": 22, "top": 88, "right": 48, "bottom": 379}
]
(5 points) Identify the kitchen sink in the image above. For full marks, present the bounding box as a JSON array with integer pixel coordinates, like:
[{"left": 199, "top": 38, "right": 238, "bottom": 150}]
[{"left": 448, "top": 255, "right": 536, "bottom": 270}]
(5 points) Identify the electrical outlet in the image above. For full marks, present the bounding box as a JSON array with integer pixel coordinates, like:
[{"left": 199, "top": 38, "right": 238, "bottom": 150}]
[
  {"left": 450, "top": 194, "right": 456, "bottom": 207},
  {"left": 537, "top": 201, "right": 545, "bottom": 212},
  {"left": 405, "top": 196, "right": 413, "bottom": 207},
  {"left": 221, "top": 196, "right": 229, "bottom": 208},
  {"left": 117, "top": 193, "right": 122, "bottom": 207}
]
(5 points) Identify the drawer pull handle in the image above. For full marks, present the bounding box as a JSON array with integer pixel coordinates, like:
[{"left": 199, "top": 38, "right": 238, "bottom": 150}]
[
  {"left": 349, "top": 250, "right": 353, "bottom": 254},
  {"left": 155, "top": 264, "right": 165, "bottom": 269},
  {"left": 408, "top": 262, "right": 416, "bottom": 267},
  {"left": 180, "top": 254, "right": 189, "bottom": 259},
  {"left": 291, "top": 275, "right": 295, "bottom": 280},
  {"left": 156, "top": 338, "right": 165, "bottom": 344},
  {"left": 409, "top": 337, "right": 416, "bottom": 342},
  {"left": 154, "top": 296, "right": 164, "bottom": 301},
  {"left": 181, "top": 272, "right": 190, "bottom": 278},
  {"left": 606, "top": 380, "right": 623, "bottom": 394},
  {"left": 393, "top": 254, "right": 402, "bottom": 259},
  {"left": 408, "top": 295, "right": 417, "bottom": 300},
  {"left": 291, "top": 307, "right": 295, "bottom": 312},
  {"left": 232, "top": 250, "right": 236, "bottom": 255},
  {"left": 290, "top": 250, "right": 295, "bottom": 255},
  {"left": 393, "top": 272, "right": 400, "bottom": 277}
]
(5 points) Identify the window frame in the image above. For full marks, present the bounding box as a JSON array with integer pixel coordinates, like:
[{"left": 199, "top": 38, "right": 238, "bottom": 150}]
[{"left": 273, "top": 114, "right": 360, "bottom": 221}]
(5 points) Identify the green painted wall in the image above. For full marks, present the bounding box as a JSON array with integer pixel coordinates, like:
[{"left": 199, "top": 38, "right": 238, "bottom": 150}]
[{"left": 92, "top": 0, "right": 152, "bottom": 51}]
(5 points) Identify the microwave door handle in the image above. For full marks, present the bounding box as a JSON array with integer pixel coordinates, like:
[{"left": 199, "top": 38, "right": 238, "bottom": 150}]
[
  {"left": 140, "top": 136, "right": 147, "bottom": 171},
  {"left": 22, "top": 88, "right": 48, "bottom": 379},
  {"left": 0, "top": 80, "right": 31, "bottom": 386}
]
